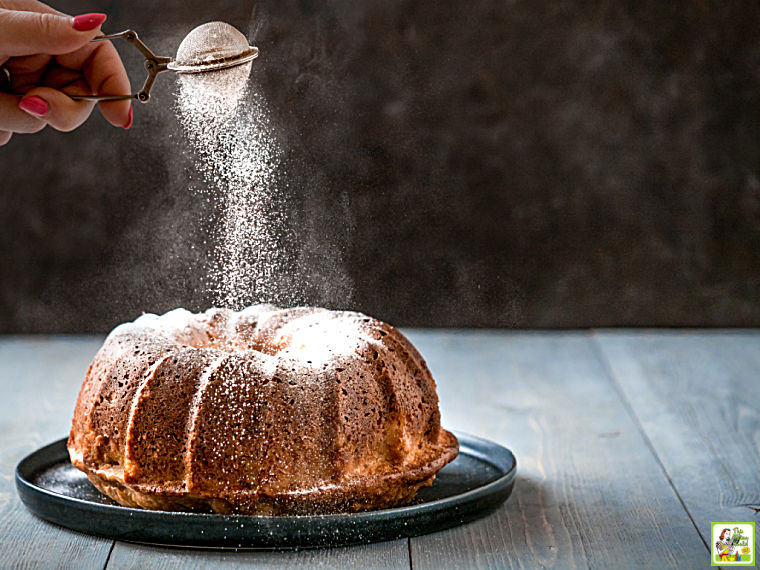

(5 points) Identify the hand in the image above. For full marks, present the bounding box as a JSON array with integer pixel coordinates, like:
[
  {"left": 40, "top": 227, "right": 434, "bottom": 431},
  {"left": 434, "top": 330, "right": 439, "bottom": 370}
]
[{"left": 0, "top": 0, "right": 132, "bottom": 146}]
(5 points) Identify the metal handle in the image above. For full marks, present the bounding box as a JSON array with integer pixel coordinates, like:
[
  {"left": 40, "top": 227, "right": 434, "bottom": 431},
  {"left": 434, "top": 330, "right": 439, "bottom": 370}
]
[{"left": 70, "top": 30, "right": 173, "bottom": 103}]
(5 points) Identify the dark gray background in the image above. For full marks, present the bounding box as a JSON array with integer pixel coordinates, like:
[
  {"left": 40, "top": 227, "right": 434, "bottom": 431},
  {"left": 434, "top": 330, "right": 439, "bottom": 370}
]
[{"left": 2, "top": 0, "right": 759, "bottom": 332}]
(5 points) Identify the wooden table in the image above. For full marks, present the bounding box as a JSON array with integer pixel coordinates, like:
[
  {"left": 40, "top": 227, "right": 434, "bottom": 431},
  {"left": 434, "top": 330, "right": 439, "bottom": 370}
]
[{"left": 1, "top": 331, "right": 758, "bottom": 568}]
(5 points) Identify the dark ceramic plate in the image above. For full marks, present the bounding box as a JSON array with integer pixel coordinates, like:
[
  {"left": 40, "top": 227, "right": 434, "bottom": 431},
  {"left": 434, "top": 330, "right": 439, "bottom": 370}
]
[{"left": 16, "top": 431, "right": 515, "bottom": 549}]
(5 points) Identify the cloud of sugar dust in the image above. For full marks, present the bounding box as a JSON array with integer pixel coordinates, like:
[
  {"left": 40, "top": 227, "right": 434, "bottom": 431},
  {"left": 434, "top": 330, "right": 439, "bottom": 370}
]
[
  {"left": 176, "top": 62, "right": 299, "bottom": 309},
  {"left": 175, "top": 48, "right": 353, "bottom": 311}
]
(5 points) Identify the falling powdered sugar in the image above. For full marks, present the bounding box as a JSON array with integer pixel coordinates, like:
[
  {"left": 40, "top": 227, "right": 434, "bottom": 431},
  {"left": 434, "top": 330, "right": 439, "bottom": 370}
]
[{"left": 176, "top": 63, "right": 298, "bottom": 309}]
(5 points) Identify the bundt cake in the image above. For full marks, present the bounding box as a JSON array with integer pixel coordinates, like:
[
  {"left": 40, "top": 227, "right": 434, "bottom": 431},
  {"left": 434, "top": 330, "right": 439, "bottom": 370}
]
[{"left": 67, "top": 305, "right": 459, "bottom": 515}]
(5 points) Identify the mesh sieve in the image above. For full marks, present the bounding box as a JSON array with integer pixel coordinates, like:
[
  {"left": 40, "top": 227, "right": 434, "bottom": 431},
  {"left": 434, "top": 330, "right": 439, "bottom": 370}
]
[{"left": 168, "top": 22, "right": 259, "bottom": 74}]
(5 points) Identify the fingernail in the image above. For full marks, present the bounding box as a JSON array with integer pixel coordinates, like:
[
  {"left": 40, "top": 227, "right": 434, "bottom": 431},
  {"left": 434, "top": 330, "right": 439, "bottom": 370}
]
[
  {"left": 72, "top": 13, "right": 107, "bottom": 32},
  {"left": 123, "top": 106, "right": 133, "bottom": 130},
  {"left": 18, "top": 96, "right": 49, "bottom": 117}
]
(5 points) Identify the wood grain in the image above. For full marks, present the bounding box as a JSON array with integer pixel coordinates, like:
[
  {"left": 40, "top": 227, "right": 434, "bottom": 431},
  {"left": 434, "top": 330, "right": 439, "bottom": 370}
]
[
  {"left": 405, "top": 330, "right": 707, "bottom": 569},
  {"left": 594, "top": 331, "right": 760, "bottom": 563},
  {"left": 0, "top": 337, "right": 112, "bottom": 570},
  {"left": 105, "top": 540, "right": 410, "bottom": 569}
]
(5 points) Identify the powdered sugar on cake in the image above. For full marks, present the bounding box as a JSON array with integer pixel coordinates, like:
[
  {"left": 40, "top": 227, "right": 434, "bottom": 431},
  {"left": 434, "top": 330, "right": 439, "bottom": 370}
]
[{"left": 120, "top": 306, "right": 376, "bottom": 369}]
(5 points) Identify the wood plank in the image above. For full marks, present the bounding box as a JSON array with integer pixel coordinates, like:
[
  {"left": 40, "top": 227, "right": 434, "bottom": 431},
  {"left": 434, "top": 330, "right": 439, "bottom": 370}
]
[
  {"left": 404, "top": 330, "right": 706, "bottom": 569},
  {"left": 594, "top": 330, "right": 760, "bottom": 564},
  {"left": 0, "top": 337, "right": 113, "bottom": 570},
  {"left": 106, "top": 539, "right": 409, "bottom": 569}
]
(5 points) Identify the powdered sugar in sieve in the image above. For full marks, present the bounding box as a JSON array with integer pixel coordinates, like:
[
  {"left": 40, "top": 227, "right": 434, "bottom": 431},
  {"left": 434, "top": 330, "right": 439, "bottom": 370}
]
[{"left": 168, "top": 22, "right": 259, "bottom": 74}]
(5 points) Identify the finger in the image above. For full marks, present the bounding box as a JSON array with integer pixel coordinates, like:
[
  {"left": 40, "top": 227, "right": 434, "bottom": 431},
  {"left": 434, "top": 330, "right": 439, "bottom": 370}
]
[
  {"left": 0, "top": 9, "right": 106, "bottom": 57},
  {"left": 2, "top": 0, "right": 65, "bottom": 17},
  {"left": 4, "top": 52, "right": 51, "bottom": 76},
  {"left": 0, "top": 92, "right": 45, "bottom": 133},
  {"left": 0, "top": 0, "right": 69, "bottom": 66},
  {"left": 55, "top": 40, "right": 131, "bottom": 127},
  {"left": 0, "top": 130, "right": 12, "bottom": 146},
  {"left": 0, "top": 0, "right": 63, "bottom": 66},
  {"left": 20, "top": 87, "right": 95, "bottom": 132},
  {"left": 85, "top": 42, "right": 131, "bottom": 127},
  {"left": 39, "top": 65, "right": 81, "bottom": 89}
]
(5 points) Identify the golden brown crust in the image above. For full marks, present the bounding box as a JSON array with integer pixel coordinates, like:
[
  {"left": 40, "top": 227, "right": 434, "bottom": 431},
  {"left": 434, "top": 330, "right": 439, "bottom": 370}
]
[
  {"left": 80, "top": 429, "right": 458, "bottom": 515},
  {"left": 68, "top": 306, "right": 459, "bottom": 515}
]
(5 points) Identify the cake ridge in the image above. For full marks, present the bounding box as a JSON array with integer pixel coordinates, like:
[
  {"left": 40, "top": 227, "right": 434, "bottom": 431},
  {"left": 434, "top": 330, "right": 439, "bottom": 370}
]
[
  {"left": 122, "top": 353, "right": 174, "bottom": 481},
  {"left": 69, "top": 334, "right": 133, "bottom": 464},
  {"left": 183, "top": 352, "right": 231, "bottom": 493}
]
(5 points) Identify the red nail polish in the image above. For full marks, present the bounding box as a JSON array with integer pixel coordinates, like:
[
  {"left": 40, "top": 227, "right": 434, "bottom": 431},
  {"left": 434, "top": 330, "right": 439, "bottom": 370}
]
[
  {"left": 123, "top": 106, "right": 133, "bottom": 130},
  {"left": 18, "top": 96, "right": 49, "bottom": 117},
  {"left": 72, "top": 13, "right": 107, "bottom": 32}
]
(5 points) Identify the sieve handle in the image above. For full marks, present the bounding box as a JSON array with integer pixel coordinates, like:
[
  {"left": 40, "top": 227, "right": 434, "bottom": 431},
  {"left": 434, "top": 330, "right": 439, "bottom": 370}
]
[{"left": 70, "top": 30, "right": 174, "bottom": 103}]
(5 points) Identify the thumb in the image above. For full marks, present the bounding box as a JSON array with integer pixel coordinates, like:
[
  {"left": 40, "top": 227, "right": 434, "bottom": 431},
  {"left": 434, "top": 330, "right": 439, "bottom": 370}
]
[
  {"left": 19, "top": 88, "right": 96, "bottom": 132},
  {"left": 0, "top": 9, "right": 106, "bottom": 57}
]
